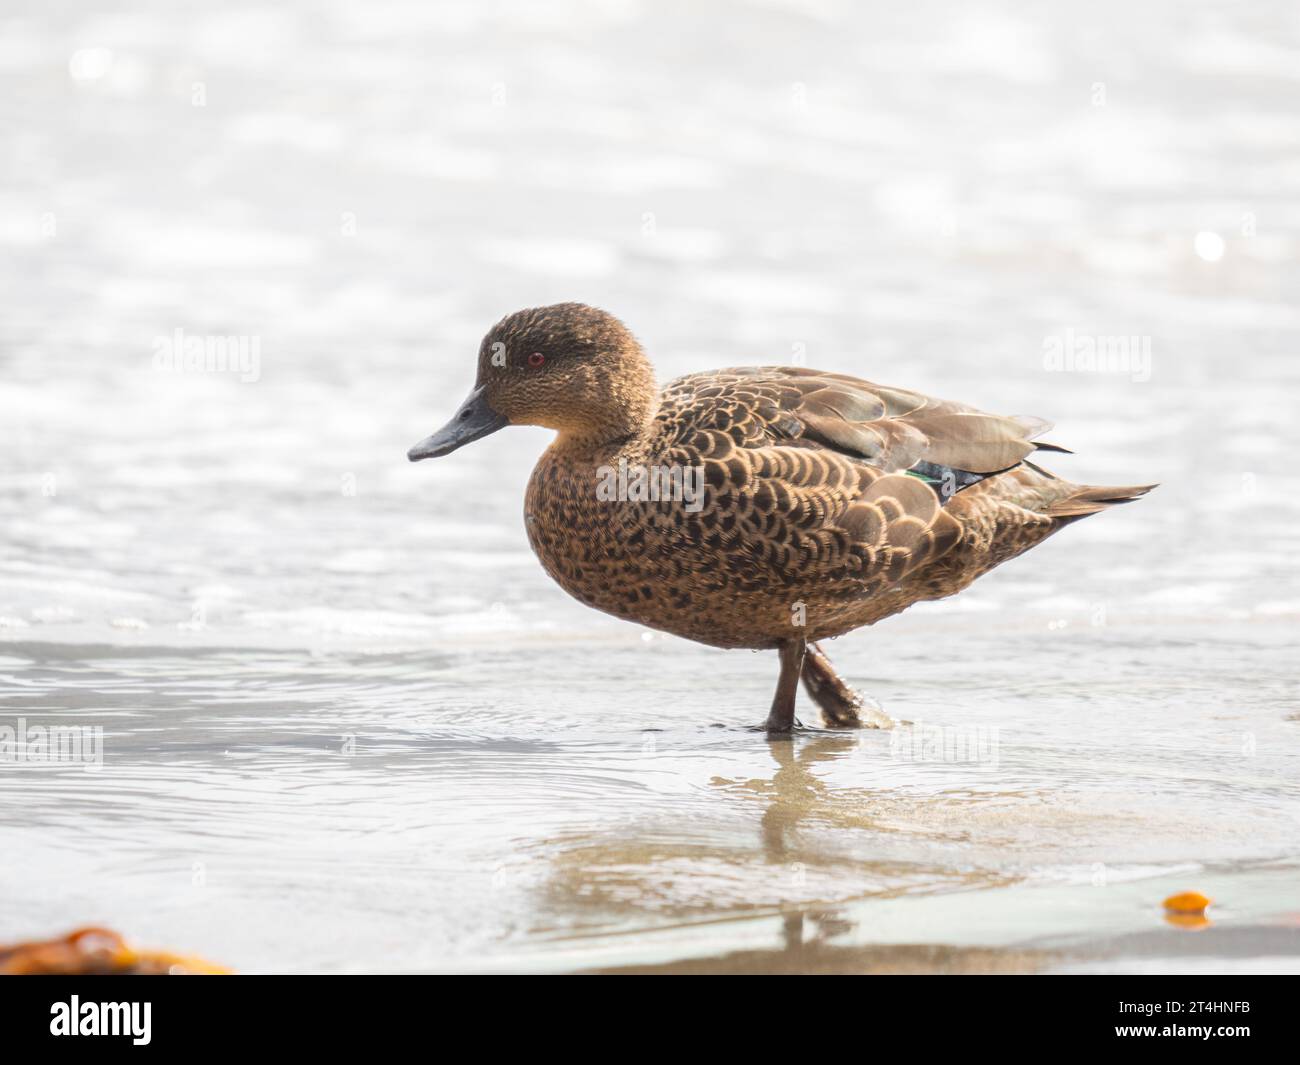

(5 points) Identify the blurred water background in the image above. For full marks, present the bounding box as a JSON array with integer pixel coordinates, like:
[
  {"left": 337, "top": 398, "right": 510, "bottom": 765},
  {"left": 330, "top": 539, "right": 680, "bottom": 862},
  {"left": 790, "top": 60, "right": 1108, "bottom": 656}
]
[{"left": 1, "top": 0, "right": 1298, "bottom": 971}]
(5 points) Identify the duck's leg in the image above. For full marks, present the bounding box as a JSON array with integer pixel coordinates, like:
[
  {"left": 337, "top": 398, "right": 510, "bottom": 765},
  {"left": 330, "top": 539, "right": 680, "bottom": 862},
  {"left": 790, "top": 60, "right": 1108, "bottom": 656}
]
[
  {"left": 764, "top": 637, "right": 806, "bottom": 734},
  {"left": 800, "top": 641, "right": 866, "bottom": 728}
]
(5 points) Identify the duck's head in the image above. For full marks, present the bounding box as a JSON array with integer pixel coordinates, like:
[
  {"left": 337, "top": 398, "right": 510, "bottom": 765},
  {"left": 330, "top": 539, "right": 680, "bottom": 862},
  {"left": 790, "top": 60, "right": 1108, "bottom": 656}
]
[{"left": 408, "top": 302, "right": 656, "bottom": 461}]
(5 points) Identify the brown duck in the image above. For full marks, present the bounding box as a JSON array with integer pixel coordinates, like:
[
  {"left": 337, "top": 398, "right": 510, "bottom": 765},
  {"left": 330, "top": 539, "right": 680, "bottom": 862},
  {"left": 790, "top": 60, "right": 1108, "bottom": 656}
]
[{"left": 409, "top": 303, "right": 1152, "bottom": 733}]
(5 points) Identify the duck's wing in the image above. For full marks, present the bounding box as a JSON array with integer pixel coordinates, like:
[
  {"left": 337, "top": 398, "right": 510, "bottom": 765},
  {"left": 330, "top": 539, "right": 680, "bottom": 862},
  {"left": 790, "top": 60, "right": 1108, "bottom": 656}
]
[
  {"left": 653, "top": 367, "right": 1061, "bottom": 589},
  {"left": 658, "top": 366, "right": 1061, "bottom": 483}
]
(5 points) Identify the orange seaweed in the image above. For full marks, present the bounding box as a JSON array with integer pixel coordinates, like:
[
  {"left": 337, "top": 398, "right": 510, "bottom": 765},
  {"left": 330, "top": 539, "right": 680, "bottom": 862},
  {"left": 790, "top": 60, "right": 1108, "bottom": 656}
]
[
  {"left": 0, "top": 926, "right": 229, "bottom": 975},
  {"left": 1163, "top": 890, "right": 1212, "bottom": 915}
]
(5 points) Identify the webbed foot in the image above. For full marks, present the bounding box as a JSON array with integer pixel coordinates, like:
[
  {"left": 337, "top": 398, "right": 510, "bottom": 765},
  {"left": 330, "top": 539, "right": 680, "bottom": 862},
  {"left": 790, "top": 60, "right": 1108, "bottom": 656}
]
[{"left": 800, "top": 642, "right": 892, "bottom": 729}]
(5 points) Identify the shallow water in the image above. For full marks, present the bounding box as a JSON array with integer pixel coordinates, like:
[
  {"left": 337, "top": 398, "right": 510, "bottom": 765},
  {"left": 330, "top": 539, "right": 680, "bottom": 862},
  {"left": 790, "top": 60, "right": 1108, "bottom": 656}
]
[{"left": 2, "top": 0, "right": 1299, "bottom": 972}]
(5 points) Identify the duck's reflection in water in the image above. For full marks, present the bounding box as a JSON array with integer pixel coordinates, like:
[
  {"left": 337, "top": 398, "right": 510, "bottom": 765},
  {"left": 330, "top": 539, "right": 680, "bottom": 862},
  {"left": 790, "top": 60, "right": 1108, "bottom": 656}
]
[
  {"left": 530, "top": 733, "right": 1033, "bottom": 972},
  {"left": 749, "top": 733, "right": 865, "bottom": 862}
]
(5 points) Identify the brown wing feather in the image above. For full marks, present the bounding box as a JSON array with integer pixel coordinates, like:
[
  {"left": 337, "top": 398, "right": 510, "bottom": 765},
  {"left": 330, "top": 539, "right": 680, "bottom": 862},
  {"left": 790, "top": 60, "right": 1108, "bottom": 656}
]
[
  {"left": 657, "top": 366, "right": 1046, "bottom": 475},
  {"left": 652, "top": 368, "right": 998, "bottom": 594}
]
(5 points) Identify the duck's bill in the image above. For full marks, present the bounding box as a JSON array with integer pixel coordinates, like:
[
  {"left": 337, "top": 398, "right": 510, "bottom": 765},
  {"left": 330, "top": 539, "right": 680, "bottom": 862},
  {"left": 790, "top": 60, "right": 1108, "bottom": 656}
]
[{"left": 407, "top": 386, "right": 509, "bottom": 461}]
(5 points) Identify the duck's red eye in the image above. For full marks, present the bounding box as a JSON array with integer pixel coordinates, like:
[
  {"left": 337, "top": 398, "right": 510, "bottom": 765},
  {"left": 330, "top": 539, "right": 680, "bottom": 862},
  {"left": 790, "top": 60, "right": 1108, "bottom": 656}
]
[{"left": 528, "top": 352, "right": 545, "bottom": 367}]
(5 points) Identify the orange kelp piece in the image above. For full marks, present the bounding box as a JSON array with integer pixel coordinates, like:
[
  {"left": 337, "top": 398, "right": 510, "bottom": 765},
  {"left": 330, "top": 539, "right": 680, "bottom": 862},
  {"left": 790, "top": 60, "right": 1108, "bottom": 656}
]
[
  {"left": 1163, "top": 891, "right": 1212, "bottom": 915},
  {"left": 0, "top": 926, "right": 229, "bottom": 975}
]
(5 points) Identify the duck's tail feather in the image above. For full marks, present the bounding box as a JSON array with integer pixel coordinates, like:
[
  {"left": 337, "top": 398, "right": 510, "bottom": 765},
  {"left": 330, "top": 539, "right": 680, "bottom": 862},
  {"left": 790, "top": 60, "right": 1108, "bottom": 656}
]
[
  {"left": 1045, "top": 482, "right": 1157, "bottom": 520},
  {"left": 1011, "top": 415, "right": 1073, "bottom": 456}
]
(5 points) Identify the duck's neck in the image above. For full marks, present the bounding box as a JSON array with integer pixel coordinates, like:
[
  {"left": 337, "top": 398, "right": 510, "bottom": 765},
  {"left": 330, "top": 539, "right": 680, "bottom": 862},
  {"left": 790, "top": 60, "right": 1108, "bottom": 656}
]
[
  {"left": 551, "top": 367, "right": 659, "bottom": 462},
  {"left": 553, "top": 417, "right": 655, "bottom": 463}
]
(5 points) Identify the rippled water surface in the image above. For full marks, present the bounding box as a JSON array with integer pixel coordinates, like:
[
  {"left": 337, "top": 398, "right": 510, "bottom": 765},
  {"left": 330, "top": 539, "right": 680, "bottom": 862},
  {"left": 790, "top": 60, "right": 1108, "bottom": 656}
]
[{"left": 2, "top": 0, "right": 1299, "bottom": 971}]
